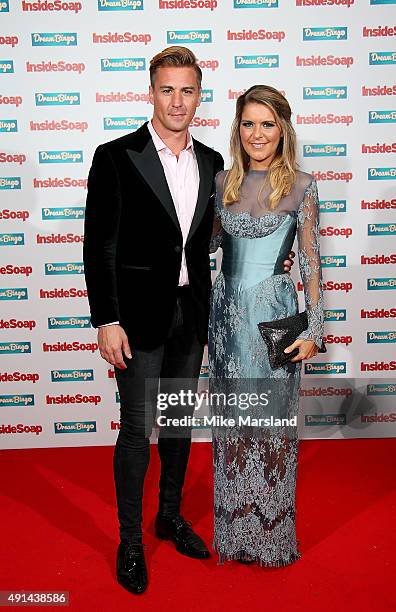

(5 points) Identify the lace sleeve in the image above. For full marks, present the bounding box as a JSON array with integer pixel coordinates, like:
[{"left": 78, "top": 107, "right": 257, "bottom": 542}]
[
  {"left": 210, "top": 171, "right": 226, "bottom": 253},
  {"left": 296, "top": 178, "right": 324, "bottom": 348}
]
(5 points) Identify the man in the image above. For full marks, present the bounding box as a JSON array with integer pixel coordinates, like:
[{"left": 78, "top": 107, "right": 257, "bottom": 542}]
[{"left": 84, "top": 46, "right": 294, "bottom": 595}]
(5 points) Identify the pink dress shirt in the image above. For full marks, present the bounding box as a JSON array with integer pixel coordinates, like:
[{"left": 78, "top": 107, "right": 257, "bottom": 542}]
[{"left": 99, "top": 121, "right": 199, "bottom": 327}]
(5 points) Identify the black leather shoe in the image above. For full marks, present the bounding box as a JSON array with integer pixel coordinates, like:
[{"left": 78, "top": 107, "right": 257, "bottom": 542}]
[
  {"left": 155, "top": 514, "right": 210, "bottom": 559},
  {"left": 116, "top": 542, "right": 148, "bottom": 595}
]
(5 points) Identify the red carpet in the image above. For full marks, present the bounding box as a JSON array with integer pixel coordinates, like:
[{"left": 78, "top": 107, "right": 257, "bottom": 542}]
[{"left": 1, "top": 439, "right": 395, "bottom": 611}]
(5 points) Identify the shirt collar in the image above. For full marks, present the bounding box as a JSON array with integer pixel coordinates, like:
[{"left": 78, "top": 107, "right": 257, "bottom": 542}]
[{"left": 148, "top": 120, "right": 194, "bottom": 155}]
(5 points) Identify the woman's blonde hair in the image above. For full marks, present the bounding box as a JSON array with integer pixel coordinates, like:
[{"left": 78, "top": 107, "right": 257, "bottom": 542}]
[{"left": 223, "top": 85, "right": 297, "bottom": 210}]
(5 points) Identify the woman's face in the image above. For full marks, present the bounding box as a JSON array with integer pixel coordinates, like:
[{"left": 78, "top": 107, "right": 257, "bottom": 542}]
[{"left": 239, "top": 102, "right": 282, "bottom": 170}]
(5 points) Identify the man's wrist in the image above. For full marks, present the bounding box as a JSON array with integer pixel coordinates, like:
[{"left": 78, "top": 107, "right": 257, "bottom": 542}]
[{"left": 98, "top": 321, "right": 120, "bottom": 327}]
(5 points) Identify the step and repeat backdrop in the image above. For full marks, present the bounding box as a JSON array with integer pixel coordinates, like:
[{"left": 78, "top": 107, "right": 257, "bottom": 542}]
[{"left": 0, "top": 0, "right": 395, "bottom": 448}]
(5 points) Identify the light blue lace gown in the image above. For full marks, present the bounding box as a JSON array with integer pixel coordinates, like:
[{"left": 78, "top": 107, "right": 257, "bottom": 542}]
[{"left": 208, "top": 169, "right": 324, "bottom": 566}]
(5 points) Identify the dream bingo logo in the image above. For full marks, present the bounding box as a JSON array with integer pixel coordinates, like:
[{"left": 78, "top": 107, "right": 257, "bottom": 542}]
[
  {"left": 233, "top": 0, "right": 279, "bottom": 6},
  {"left": 103, "top": 117, "right": 147, "bottom": 130},
  {"left": 304, "top": 415, "right": 346, "bottom": 426},
  {"left": 324, "top": 309, "right": 347, "bottom": 321},
  {"left": 0, "top": 233, "right": 24, "bottom": 246},
  {"left": 303, "top": 144, "right": 347, "bottom": 157},
  {"left": 0, "top": 342, "right": 31, "bottom": 354},
  {"left": 44, "top": 262, "right": 84, "bottom": 275},
  {"left": 0, "top": 121, "right": 17, "bottom": 132},
  {"left": 303, "top": 27, "right": 347, "bottom": 41},
  {"left": 234, "top": 55, "right": 279, "bottom": 68},
  {"left": 0, "top": 288, "right": 28, "bottom": 301},
  {"left": 35, "top": 92, "right": 80, "bottom": 106},
  {"left": 367, "top": 384, "right": 396, "bottom": 396},
  {"left": 54, "top": 421, "right": 97, "bottom": 434},
  {"left": 368, "top": 223, "right": 396, "bottom": 236},
  {"left": 97, "top": 0, "right": 143, "bottom": 9},
  {"left": 0, "top": 61, "right": 14, "bottom": 74},
  {"left": 0, "top": 1, "right": 9, "bottom": 11},
  {"left": 304, "top": 363, "right": 347, "bottom": 375},
  {"left": 0, "top": 394, "right": 35, "bottom": 406},
  {"left": 100, "top": 58, "right": 146, "bottom": 71},
  {"left": 50, "top": 369, "right": 94, "bottom": 381},
  {"left": 38, "top": 151, "right": 83, "bottom": 164},
  {"left": 31, "top": 33, "right": 77, "bottom": 46},
  {"left": 48, "top": 316, "right": 91, "bottom": 329},
  {"left": 319, "top": 200, "right": 347, "bottom": 213},
  {"left": 367, "top": 331, "right": 396, "bottom": 344},
  {"left": 368, "top": 168, "right": 396, "bottom": 180},
  {"left": 369, "top": 52, "right": 396, "bottom": 65},
  {"left": 167, "top": 31, "right": 212, "bottom": 44},
  {"left": 367, "top": 278, "right": 396, "bottom": 290},
  {"left": 42, "top": 207, "right": 85, "bottom": 220},
  {"left": 303, "top": 86, "right": 347, "bottom": 100},
  {"left": 320, "top": 255, "right": 347, "bottom": 267},
  {"left": 369, "top": 111, "right": 396, "bottom": 123}
]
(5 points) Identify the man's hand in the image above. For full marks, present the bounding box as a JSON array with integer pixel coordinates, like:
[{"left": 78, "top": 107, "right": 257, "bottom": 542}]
[
  {"left": 283, "top": 250, "right": 296, "bottom": 273},
  {"left": 98, "top": 324, "right": 132, "bottom": 370},
  {"left": 284, "top": 338, "right": 318, "bottom": 362}
]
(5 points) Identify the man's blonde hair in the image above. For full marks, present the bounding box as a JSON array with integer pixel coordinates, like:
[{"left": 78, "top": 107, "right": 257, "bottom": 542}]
[{"left": 149, "top": 46, "right": 202, "bottom": 88}]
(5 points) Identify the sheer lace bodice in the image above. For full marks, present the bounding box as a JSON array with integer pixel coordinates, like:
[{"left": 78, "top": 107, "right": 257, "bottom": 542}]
[{"left": 211, "top": 169, "right": 324, "bottom": 347}]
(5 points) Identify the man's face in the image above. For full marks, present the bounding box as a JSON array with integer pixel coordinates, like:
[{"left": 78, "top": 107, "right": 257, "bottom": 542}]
[{"left": 149, "top": 66, "right": 201, "bottom": 135}]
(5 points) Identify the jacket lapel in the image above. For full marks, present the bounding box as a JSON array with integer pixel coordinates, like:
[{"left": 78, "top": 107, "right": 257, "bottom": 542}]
[
  {"left": 186, "top": 140, "right": 213, "bottom": 243},
  {"left": 126, "top": 132, "right": 181, "bottom": 233}
]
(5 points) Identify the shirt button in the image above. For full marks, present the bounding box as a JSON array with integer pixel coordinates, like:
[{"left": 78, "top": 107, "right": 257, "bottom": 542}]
[{"left": 174, "top": 245, "right": 182, "bottom": 253}]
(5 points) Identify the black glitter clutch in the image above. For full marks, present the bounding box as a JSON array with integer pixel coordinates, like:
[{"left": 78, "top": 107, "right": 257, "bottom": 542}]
[{"left": 257, "top": 311, "right": 326, "bottom": 369}]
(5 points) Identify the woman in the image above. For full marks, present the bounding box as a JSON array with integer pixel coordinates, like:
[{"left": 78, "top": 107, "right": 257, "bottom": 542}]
[{"left": 208, "top": 85, "right": 324, "bottom": 566}]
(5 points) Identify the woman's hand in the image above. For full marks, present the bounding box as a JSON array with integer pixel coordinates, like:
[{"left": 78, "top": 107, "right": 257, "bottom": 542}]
[{"left": 284, "top": 338, "right": 318, "bottom": 362}]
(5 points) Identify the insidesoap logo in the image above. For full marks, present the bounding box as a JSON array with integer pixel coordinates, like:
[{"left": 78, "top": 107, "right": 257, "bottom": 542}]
[
  {"left": 0, "top": 342, "right": 31, "bottom": 354},
  {"left": 98, "top": 0, "right": 143, "bottom": 8},
  {"left": 368, "top": 223, "right": 396, "bottom": 235},
  {"left": 0, "top": 1, "right": 9, "bottom": 10},
  {"left": 22, "top": 1, "right": 82, "bottom": 11},
  {"left": 367, "top": 383, "right": 396, "bottom": 396},
  {"left": 362, "top": 142, "right": 396, "bottom": 154},
  {"left": 303, "top": 86, "right": 347, "bottom": 99},
  {"left": 305, "top": 414, "right": 346, "bottom": 426},
  {"left": 42, "top": 207, "right": 85, "bottom": 220},
  {"left": 321, "top": 255, "right": 346, "bottom": 267},
  {"left": 235, "top": 55, "right": 279, "bottom": 68},
  {"left": 0, "top": 394, "right": 34, "bottom": 407},
  {"left": 51, "top": 369, "right": 94, "bottom": 381},
  {"left": 367, "top": 277, "right": 396, "bottom": 290},
  {"left": 369, "top": 52, "right": 396, "bottom": 65},
  {"left": 324, "top": 309, "right": 347, "bottom": 321},
  {"left": 167, "top": 30, "right": 212, "bottom": 44},
  {"left": 103, "top": 116, "right": 147, "bottom": 130},
  {"left": 44, "top": 262, "right": 84, "bottom": 275},
  {"left": 0, "top": 288, "right": 28, "bottom": 300},
  {"left": 0, "top": 233, "right": 24, "bottom": 246},
  {"left": 31, "top": 33, "right": 77, "bottom": 46},
  {"left": 368, "top": 167, "right": 396, "bottom": 180},
  {"left": 0, "top": 177, "right": 21, "bottom": 189},
  {"left": 234, "top": 0, "right": 279, "bottom": 6},
  {"left": 39, "top": 150, "right": 83, "bottom": 164},
  {"left": 362, "top": 84, "right": 396, "bottom": 97},
  {"left": 305, "top": 362, "right": 347, "bottom": 375},
  {"left": 303, "top": 27, "right": 347, "bottom": 41},
  {"left": 304, "top": 144, "right": 347, "bottom": 157},
  {"left": 369, "top": 110, "right": 396, "bottom": 123},
  {"left": 0, "top": 120, "right": 17, "bottom": 132},
  {"left": 35, "top": 92, "right": 80, "bottom": 106},
  {"left": 54, "top": 421, "right": 97, "bottom": 433},
  {"left": 101, "top": 58, "right": 145, "bottom": 71},
  {"left": 367, "top": 331, "right": 396, "bottom": 343},
  {"left": 319, "top": 200, "right": 346, "bottom": 213},
  {"left": 0, "top": 61, "right": 14, "bottom": 74},
  {"left": 160, "top": 0, "right": 218, "bottom": 8}
]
